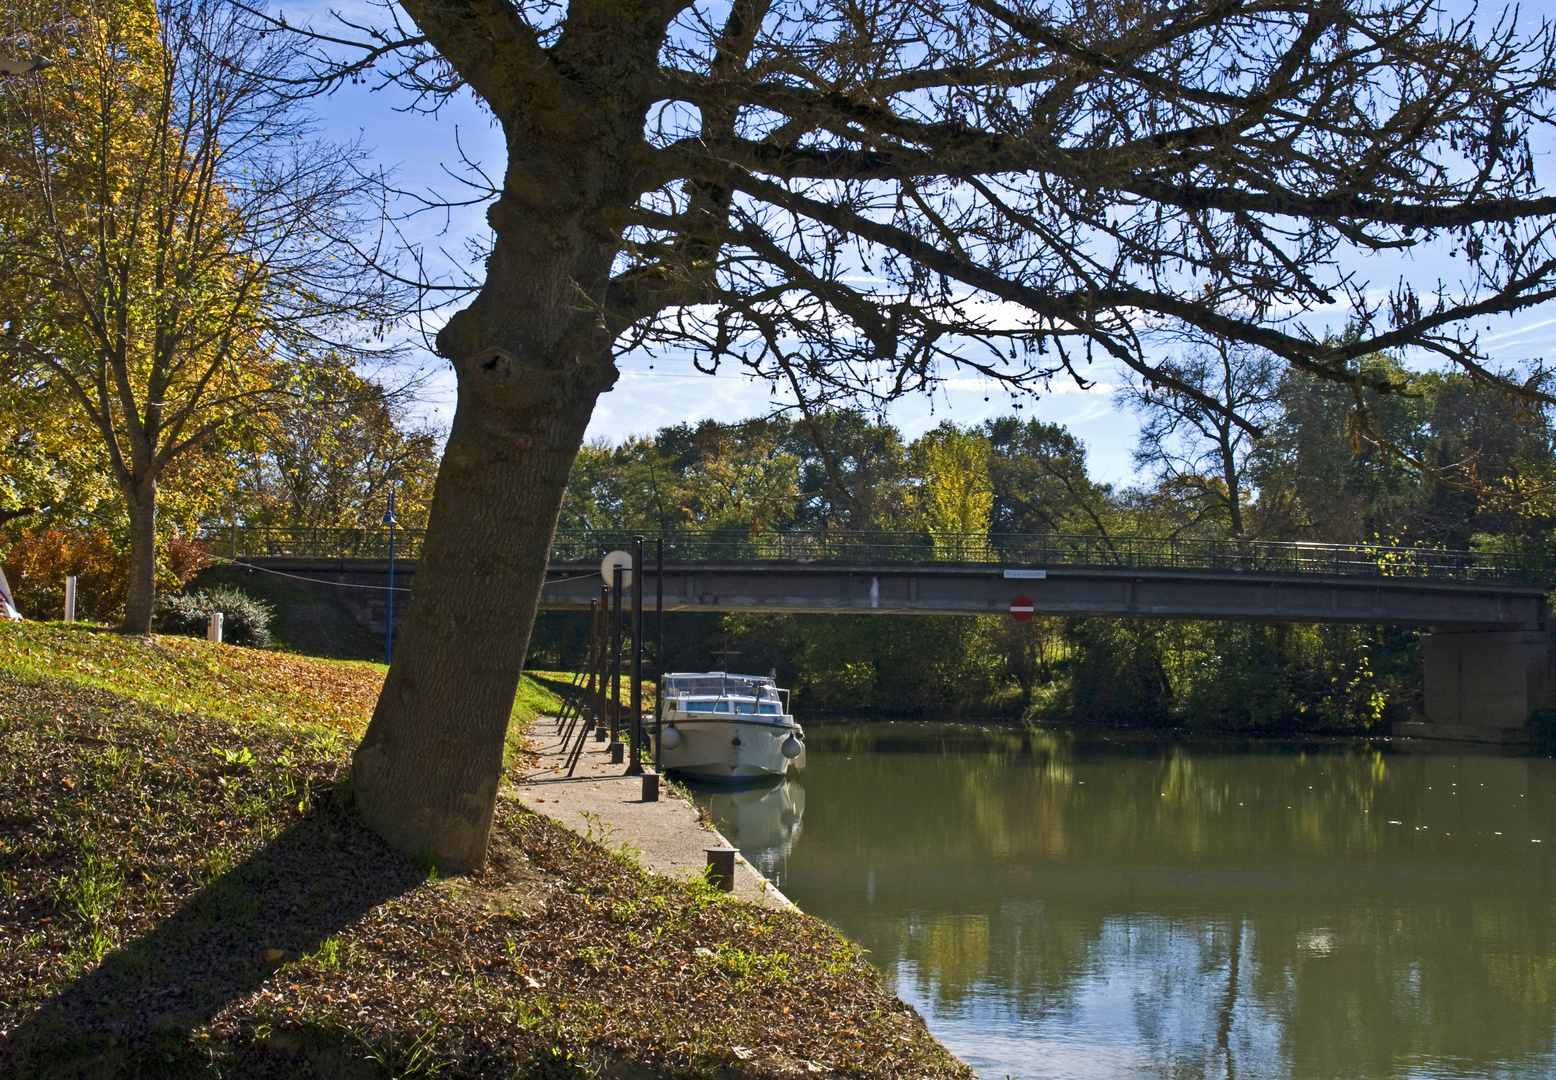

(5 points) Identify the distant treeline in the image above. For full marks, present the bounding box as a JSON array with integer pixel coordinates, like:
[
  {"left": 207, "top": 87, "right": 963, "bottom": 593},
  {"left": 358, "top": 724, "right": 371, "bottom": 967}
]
[{"left": 532, "top": 352, "right": 1556, "bottom": 733}]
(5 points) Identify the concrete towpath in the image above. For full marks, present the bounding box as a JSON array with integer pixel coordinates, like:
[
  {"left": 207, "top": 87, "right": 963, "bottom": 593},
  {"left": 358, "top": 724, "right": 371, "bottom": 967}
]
[{"left": 512, "top": 723, "right": 795, "bottom": 910}]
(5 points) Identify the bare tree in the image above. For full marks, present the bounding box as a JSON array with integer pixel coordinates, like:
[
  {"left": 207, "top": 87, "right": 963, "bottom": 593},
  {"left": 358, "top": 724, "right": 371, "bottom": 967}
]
[
  {"left": 0, "top": 0, "right": 401, "bottom": 632},
  {"left": 1120, "top": 339, "right": 1282, "bottom": 538},
  {"left": 265, "top": 0, "right": 1556, "bottom": 868}
]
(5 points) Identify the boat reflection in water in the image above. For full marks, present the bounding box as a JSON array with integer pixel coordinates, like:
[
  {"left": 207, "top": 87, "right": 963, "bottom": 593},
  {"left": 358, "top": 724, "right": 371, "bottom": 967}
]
[{"left": 691, "top": 777, "right": 806, "bottom": 882}]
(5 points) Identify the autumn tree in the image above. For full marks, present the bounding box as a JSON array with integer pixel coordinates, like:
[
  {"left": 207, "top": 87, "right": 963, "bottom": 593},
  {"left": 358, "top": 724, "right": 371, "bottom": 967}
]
[
  {"left": 235, "top": 359, "right": 442, "bottom": 530},
  {"left": 0, "top": 0, "right": 398, "bottom": 632},
  {"left": 912, "top": 423, "right": 993, "bottom": 556},
  {"left": 274, "top": 0, "right": 1556, "bottom": 868}
]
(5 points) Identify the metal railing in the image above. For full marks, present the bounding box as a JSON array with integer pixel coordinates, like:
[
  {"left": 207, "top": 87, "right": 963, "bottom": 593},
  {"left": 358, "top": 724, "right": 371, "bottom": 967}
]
[{"left": 205, "top": 525, "right": 1556, "bottom": 585}]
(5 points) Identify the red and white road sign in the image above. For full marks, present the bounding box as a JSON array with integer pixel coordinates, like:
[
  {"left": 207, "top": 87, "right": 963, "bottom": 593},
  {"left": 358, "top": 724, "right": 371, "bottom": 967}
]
[{"left": 1009, "top": 596, "right": 1034, "bottom": 622}]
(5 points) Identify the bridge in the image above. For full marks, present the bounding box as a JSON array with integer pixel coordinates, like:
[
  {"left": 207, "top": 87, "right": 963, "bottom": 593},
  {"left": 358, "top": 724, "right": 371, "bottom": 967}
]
[{"left": 208, "top": 527, "right": 1556, "bottom": 744}]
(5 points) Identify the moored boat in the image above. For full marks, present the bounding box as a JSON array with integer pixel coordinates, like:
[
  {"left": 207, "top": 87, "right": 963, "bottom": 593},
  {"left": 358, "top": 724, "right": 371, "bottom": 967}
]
[{"left": 652, "top": 671, "right": 806, "bottom": 783}]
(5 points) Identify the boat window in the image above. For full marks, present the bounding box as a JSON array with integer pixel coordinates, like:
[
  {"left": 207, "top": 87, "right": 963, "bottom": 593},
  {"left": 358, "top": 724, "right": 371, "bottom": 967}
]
[
  {"left": 759, "top": 702, "right": 781, "bottom": 714},
  {"left": 713, "top": 700, "right": 731, "bottom": 713}
]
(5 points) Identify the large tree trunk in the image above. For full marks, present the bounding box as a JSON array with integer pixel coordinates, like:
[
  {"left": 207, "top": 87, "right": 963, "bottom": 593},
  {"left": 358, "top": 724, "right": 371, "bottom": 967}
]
[
  {"left": 355, "top": 0, "right": 679, "bottom": 871},
  {"left": 351, "top": 205, "right": 622, "bottom": 870},
  {"left": 121, "top": 478, "right": 158, "bottom": 634}
]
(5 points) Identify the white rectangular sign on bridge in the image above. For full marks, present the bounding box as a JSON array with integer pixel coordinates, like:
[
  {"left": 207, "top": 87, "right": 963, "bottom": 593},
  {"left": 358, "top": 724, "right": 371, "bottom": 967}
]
[{"left": 1003, "top": 569, "right": 1048, "bottom": 579}]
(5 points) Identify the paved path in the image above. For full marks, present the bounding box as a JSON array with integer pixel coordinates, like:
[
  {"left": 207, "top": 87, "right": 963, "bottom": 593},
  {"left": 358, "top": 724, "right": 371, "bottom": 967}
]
[{"left": 512, "top": 725, "right": 795, "bottom": 910}]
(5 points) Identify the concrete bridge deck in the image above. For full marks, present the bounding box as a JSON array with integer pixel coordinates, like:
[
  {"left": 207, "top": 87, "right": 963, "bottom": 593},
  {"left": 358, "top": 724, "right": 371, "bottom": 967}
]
[
  {"left": 208, "top": 528, "right": 1556, "bottom": 745},
  {"left": 536, "top": 559, "right": 1548, "bottom": 630},
  {"left": 217, "top": 522, "right": 1553, "bottom": 631}
]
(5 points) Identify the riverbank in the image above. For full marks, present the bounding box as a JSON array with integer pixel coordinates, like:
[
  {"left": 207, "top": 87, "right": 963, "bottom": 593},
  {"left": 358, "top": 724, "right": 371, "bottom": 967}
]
[
  {"left": 515, "top": 726, "right": 795, "bottom": 909},
  {"left": 0, "top": 623, "right": 967, "bottom": 1078}
]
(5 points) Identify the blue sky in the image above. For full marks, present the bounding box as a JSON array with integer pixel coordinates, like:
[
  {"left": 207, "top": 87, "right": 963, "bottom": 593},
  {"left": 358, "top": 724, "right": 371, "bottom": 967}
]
[{"left": 300, "top": 2, "right": 1556, "bottom": 488}]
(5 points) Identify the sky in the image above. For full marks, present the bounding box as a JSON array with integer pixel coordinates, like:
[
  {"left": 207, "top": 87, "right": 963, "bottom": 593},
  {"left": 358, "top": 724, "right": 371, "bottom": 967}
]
[{"left": 297, "top": 2, "right": 1556, "bottom": 489}]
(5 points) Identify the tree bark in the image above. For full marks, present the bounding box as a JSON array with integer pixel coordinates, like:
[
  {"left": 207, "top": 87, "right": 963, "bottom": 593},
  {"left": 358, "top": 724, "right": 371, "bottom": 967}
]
[
  {"left": 121, "top": 478, "right": 158, "bottom": 634},
  {"left": 352, "top": 342, "right": 610, "bottom": 869},
  {"left": 351, "top": 0, "right": 705, "bottom": 869},
  {"left": 350, "top": 139, "right": 629, "bottom": 871}
]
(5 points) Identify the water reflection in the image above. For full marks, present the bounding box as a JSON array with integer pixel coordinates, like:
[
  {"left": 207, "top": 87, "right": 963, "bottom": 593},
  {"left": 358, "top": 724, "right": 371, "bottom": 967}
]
[
  {"left": 692, "top": 778, "right": 806, "bottom": 880},
  {"left": 700, "top": 723, "right": 1556, "bottom": 1080}
]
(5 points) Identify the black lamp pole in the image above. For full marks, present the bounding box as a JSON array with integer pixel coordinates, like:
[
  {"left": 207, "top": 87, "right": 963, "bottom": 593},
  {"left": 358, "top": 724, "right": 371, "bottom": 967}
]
[
  {"left": 382, "top": 490, "right": 396, "bottom": 665},
  {"left": 610, "top": 564, "right": 624, "bottom": 750},
  {"left": 627, "top": 535, "right": 645, "bottom": 774}
]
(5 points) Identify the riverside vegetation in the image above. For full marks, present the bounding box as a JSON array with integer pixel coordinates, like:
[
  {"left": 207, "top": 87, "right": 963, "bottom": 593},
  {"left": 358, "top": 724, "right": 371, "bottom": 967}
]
[
  {"left": 0, "top": 622, "right": 964, "bottom": 1078},
  {"left": 525, "top": 358, "right": 1556, "bottom": 734}
]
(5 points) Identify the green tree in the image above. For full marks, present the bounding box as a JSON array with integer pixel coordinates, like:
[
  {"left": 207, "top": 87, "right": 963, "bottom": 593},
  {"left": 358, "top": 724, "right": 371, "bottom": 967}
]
[
  {"left": 1248, "top": 356, "right": 1434, "bottom": 542},
  {"left": 788, "top": 411, "right": 913, "bottom": 531},
  {"left": 986, "top": 417, "right": 1117, "bottom": 537},
  {"left": 235, "top": 361, "right": 442, "bottom": 530}
]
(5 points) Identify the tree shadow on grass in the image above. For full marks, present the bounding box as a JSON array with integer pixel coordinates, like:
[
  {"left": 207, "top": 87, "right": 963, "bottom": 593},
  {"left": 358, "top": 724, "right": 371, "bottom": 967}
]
[{"left": 2, "top": 793, "right": 427, "bottom": 1077}]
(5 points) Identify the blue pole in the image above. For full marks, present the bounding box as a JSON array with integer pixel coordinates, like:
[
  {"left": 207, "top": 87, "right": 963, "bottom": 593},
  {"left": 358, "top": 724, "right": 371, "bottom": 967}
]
[{"left": 383, "top": 490, "right": 396, "bottom": 664}]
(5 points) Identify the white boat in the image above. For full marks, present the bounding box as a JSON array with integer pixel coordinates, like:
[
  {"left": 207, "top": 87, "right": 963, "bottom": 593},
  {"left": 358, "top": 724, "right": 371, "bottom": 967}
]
[{"left": 651, "top": 671, "right": 807, "bottom": 784}]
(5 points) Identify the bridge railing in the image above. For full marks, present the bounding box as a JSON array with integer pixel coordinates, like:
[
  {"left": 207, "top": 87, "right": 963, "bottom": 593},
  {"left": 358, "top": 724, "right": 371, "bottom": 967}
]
[{"left": 207, "top": 526, "right": 1556, "bottom": 584}]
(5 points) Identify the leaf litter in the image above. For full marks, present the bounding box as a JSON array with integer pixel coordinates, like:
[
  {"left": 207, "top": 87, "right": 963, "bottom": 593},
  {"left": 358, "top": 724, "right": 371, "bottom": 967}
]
[{"left": 0, "top": 658, "right": 968, "bottom": 1078}]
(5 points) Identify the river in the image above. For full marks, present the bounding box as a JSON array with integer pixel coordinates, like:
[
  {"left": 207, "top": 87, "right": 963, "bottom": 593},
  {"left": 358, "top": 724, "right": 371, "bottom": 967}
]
[{"left": 692, "top": 723, "right": 1556, "bottom": 1080}]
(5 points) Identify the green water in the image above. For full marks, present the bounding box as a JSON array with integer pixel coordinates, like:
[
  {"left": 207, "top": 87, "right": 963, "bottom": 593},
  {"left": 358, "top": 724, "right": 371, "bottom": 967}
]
[{"left": 694, "top": 725, "right": 1556, "bottom": 1080}]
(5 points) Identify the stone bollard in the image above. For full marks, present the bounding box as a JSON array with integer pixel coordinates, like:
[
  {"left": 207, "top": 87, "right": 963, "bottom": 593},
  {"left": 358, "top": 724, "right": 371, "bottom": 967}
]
[
  {"left": 207, "top": 610, "right": 223, "bottom": 644},
  {"left": 609, "top": 740, "right": 624, "bottom": 764},
  {"left": 704, "top": 846, "right": 736, "bottom": 892},
  {"left": 641, "top": 772, "right": 660, "bottom": 802},
  {"left": 64, "top": 576, "right": 77, "bottom": 623}
]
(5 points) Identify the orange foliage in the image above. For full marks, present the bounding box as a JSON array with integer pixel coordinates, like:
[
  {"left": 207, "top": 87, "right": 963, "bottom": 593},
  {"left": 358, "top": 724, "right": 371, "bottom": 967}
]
[
  {"left": 162, "top": 532, "right": 210, "bottom": 587},
  {"left": 0, "top": 528, "right": 207, "bottom": 621},
  {"left": 2, "top": 529, "right": 128, "bottom": 621}
]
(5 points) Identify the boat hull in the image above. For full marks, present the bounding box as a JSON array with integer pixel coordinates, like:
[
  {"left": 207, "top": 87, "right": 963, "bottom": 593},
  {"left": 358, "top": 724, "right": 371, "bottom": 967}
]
[{"left": 652, "top": 717, "right": 806, "bottom": 784}]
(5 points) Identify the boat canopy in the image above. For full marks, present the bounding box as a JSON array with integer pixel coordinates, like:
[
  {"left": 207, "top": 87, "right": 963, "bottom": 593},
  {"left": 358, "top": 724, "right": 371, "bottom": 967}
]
[{"left": 663, "top": 672, "right": 777, "bottom": 695}]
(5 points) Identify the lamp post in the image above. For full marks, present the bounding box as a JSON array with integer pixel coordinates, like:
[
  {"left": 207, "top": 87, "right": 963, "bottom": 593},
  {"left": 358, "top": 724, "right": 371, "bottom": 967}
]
[
  {"left": 382, "top": 489, "right": 396, "bottom": 665},
  {"left": 0, "top": 56, "right": 50, "bottom": 76},
  {"left": 626, "top": 534, "right": 645, "bottom": 775}
]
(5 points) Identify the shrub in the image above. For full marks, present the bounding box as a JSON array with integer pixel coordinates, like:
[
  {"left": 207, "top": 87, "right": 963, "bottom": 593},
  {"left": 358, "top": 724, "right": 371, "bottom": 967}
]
[
  {"left": 1, "top": 528, "right": 128, "bottom": 621},
  {"left": 161, "top": 532, "right": 211, "bottom": 591},
  {"left": 156, "top": 585, "right": 273, "bottom": 648}
]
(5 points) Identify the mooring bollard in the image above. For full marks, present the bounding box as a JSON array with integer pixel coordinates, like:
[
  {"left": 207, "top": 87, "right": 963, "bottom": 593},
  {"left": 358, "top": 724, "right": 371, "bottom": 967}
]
[
  {"left": 63, "top": 576, "right": 77, "bottom": 623},
  {"left": 207, "top": 610, "right": 223, "bottom": 644},
  {"left": 609, "top": 740, "right": 625, "bottom": 765},
  {"left": 704, "top": 846, "right": 736, "bottom": 892},
  {"left": 641, "top": 772, "right": 660, "bottom": 802}
]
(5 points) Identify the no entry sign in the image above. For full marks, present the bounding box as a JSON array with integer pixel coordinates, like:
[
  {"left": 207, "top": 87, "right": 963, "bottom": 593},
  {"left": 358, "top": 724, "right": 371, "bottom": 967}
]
[{"left": 1009, "top": 596, "right": 1035, "bottom": 622}]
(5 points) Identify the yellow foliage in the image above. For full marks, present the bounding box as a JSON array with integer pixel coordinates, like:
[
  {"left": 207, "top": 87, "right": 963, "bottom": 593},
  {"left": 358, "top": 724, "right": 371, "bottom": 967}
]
[{"left": 912, "top": 424, "right": 992, "bottom": 556}]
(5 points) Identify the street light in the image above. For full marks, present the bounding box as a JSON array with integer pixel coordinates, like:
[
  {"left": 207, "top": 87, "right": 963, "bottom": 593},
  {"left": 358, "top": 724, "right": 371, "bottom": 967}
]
[
  {"left": 0, "top": 56, "right": 50, "bottom": 76},
  {"left": 382, "top": 490, "right": 396, "bottom": 665}
]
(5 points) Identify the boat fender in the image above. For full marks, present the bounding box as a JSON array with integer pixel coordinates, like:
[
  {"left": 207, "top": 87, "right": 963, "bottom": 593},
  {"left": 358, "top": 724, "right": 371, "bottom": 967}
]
[
  {"left": 660, "top": 725, "right": 682, "bottom": 750},
  {"left": 780, "top": 734, "right": 803, "bottom": 760}
]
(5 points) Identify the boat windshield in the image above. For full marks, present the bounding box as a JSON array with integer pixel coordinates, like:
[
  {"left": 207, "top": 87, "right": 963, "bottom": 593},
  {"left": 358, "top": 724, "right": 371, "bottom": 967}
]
[{"left": 678, "top": 695, "right": 783, "bottom": 715}]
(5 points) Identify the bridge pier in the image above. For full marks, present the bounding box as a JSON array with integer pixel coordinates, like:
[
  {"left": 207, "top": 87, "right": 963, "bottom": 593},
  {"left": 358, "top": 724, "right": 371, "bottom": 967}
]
[{"left": 1396, "top": 631, "right": 1554, "bottom": 745}]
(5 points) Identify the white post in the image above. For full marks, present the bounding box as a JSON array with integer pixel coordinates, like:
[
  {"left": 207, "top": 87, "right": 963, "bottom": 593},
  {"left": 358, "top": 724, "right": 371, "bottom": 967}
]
[
  {"left": 207, "top": 610, "right": 223, "bottom": 644},
  {"left": 63, "top": 576, "right": 77, "bottom": 623}
]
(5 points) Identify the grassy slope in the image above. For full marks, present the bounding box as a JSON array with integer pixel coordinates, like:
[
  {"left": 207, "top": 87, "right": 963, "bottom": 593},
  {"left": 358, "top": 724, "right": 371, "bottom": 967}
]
[{"left": 0, "top": 622, "right": 966, "bottom": 1079}]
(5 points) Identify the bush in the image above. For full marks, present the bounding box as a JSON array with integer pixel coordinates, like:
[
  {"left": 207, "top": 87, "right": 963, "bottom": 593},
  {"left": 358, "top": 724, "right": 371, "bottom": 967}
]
[
  {"left": 156, "top": 585, "right": 273, "bottom": 648},
  {"left": 1, "top": 528, "right": 128, "bottom": 621},
  {"left": 1, "top": 527, "right": 210, "bottom": 622}
]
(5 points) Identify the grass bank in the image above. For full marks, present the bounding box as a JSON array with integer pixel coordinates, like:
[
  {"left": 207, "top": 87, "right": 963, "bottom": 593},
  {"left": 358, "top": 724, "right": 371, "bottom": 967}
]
[{"left": 0, "top": 622, "right": 966, "bottom": 1078}]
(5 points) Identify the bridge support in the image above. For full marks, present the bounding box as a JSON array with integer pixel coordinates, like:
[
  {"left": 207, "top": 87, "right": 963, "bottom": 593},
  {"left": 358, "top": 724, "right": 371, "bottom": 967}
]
[{"left": 1398, "top": 631, "right": 1554, "bottom": 745}]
